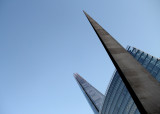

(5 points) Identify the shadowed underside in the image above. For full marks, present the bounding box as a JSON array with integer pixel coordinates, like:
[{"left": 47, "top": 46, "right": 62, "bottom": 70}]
[{"left": 83, "top": 11, "right": 160, "bottom": 114}]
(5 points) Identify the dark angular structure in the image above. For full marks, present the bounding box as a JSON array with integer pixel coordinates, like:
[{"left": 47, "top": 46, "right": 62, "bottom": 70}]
[
  {"left": 100, "top": 46, "right": 160, "bottom": 114},
  {"left": 83, "top": 11, "right": 160, "bottom": 114},
  {"left": 74, "top": 11, "right": 160, "bottom": 114}
]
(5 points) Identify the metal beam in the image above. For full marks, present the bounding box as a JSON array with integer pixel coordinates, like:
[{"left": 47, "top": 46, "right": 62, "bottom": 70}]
[{"left": 83, "top": 11, "right": 160, "bottom": 114}]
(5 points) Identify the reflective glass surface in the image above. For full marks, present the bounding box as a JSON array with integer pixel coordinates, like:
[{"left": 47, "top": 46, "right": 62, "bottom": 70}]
[{"left": 74, "top": 74, "right": 104, "bottom": 114}]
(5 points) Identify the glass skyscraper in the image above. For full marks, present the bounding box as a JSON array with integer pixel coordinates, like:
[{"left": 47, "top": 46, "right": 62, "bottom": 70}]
[
  {"left": 74, "top": 73, "right": 104, "bottom": 114},
  {"left": 74, "top": 46, "right": 160, "bottom": 114}
]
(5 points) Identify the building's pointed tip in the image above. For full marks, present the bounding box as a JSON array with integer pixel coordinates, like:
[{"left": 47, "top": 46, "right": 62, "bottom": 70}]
[
  {"left": 73, "top": 73, "right": 76, "bottom": 77},
  {"left": 73, "top": 73, "right": 84, "bottom": 80},
  {"left": 82, "top": 11, "right": 94, "bottom": 23},
  {"left": 73, "top": 73, "right": 79, "bottom": 78},
  {"left": 82, "top": 10, "right": 88, "bottom": 16}
]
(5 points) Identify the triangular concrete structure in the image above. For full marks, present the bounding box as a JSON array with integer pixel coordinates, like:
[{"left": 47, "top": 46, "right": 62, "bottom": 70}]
[{"left": 83, "top": 11, "right": 160, "bottom": 114}]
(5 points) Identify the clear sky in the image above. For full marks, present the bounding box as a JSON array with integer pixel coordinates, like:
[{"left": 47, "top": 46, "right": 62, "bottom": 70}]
[{"left": 0, "top": 0, "right": 160, "bottom": 114}]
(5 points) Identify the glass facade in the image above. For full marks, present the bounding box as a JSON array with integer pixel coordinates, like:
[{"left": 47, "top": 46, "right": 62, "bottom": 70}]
[
  {"left": 74, "top": 46, "right": 160, "bottom": 114},
  {"left": 74, "top": 73, "right": 104, "bottom": 114},
  {"left": 100, "top": 46, "right": 160, "bottom": 114}
]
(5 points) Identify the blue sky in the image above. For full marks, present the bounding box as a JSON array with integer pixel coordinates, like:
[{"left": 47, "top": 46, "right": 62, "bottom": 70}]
[{"left": 0, "top": 0, "right": 160, "bottom": 114}]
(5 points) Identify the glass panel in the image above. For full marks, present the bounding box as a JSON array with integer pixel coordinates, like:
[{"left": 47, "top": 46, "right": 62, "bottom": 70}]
[
  {"left": 123, "top": 98, "right": 134, "bottom": 114},
  {"left": 127, "top": 46, "right": 133, "bottom": 54},
  {"left": 129, "top": 103, "right": 138, "bottom": 114},
  {"left": 135, "top": 109, "right": 140, "bottom": 114},
  {"left": 156, "top": 70, "right": 160, "bottom": 82},
  {"left": 138, "top": 53, "right": 147, "bottom": 64},
  {"left": 135, "top": 50, "right": 143, "bottom": 60},
  {"left": 146, "top": 57, "right": 157, "bottom": 72},
  {"left": 104, "top": 75, "right": 122, "bottom": 114},
  {"left": 108, "top": 81, "right": 124, "bottom": 114},
  {"left": 112, "top": 84, "right": 126, "bottom": 114},
  {"left": 131, "top": 48, "right": 138, "bottom": 56},
  {"left": 101, "top": 72, "right": 120, "bottom": 114},
  {"left": 118, "top": 91, "right": 131, "bottom": 114},
  {"left": 142, "top": 55, "right": 152, "bottom": 68}
]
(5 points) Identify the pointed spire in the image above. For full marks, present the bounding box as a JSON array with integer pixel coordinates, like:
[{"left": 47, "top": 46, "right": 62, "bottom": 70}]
[
  {"left": 83, "top": 11, "right": 160, "bottom": 114},
  {"left": 74, "top": 73, "right": 104, "bottom": 113}
]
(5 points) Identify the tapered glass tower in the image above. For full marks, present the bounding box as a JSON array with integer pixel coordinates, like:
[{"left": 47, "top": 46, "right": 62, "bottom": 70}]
[{"left": 74, "top": 73, "right": 104, "bottom": 114}]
